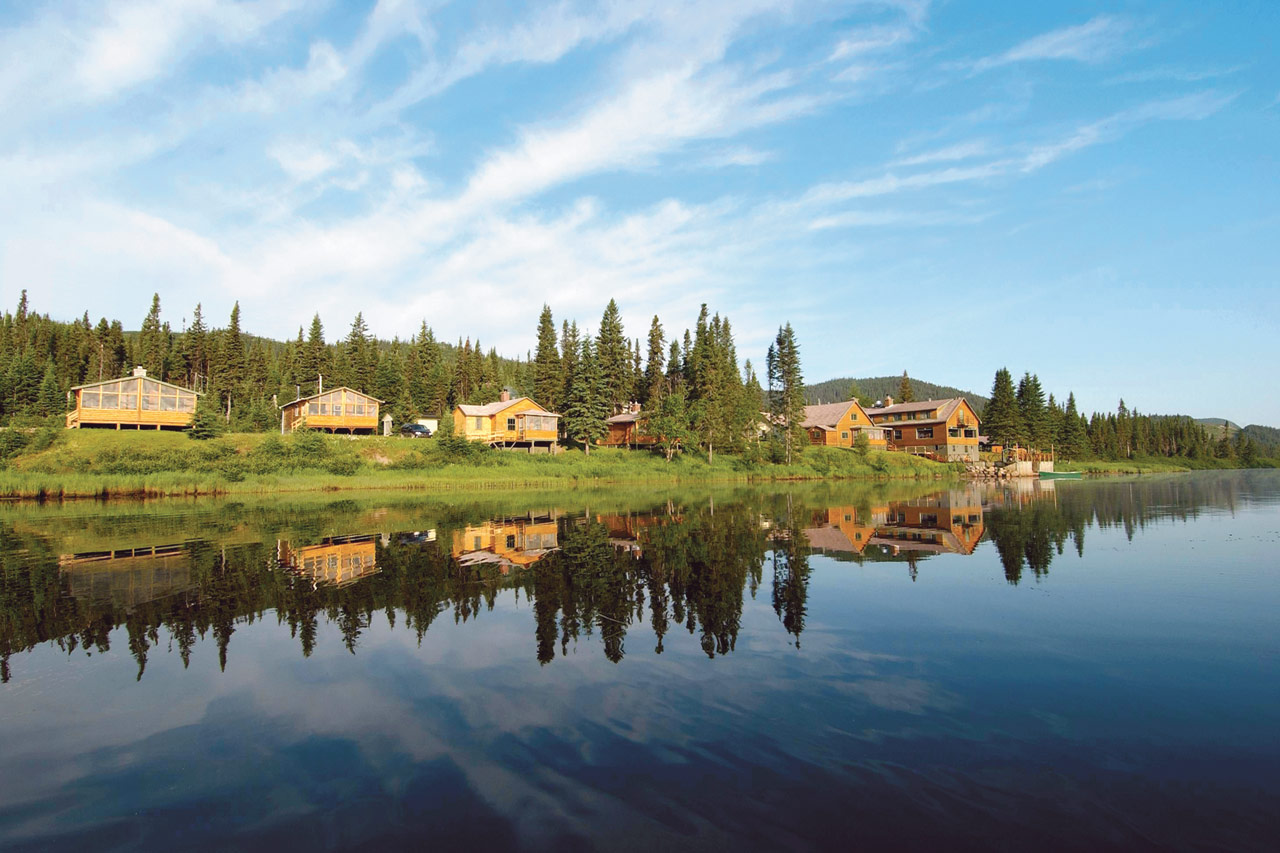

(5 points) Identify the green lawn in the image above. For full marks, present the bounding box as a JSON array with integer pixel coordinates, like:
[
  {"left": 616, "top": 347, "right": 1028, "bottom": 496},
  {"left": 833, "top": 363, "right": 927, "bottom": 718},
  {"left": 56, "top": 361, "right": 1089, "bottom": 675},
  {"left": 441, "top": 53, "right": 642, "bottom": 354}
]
[{"left": 0, "top": 429, "right": 960, "bottom": 499}]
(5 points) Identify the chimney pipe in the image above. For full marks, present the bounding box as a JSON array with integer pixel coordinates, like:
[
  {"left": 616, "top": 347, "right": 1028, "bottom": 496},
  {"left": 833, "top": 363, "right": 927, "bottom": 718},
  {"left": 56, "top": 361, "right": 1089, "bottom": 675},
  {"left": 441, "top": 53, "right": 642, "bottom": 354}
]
[
  {"left": 885, "top": 395, "right": 894, "bottom": 407},
  {"left": 500, "top": 389, "right": 511, "bottom": 403},
  {"left": 133, "top": 366, "right": 147, "bottom": 378}
]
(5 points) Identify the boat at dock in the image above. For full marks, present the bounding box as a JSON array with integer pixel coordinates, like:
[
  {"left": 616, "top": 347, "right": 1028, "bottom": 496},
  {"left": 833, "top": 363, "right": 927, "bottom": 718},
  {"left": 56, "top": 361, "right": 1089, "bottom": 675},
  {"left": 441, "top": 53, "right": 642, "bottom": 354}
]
[{"left": 1039, "top": 470, "right": 1083, "bottom": 480}]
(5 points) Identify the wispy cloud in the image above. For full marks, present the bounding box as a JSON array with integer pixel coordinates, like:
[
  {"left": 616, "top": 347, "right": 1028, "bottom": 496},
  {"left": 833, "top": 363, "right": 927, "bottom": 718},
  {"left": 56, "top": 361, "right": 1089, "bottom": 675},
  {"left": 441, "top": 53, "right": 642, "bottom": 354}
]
[
  {"left": 973, "top": 15, "right": 1135, "bottom": 72},
  {"left": 890, "top": 139, "right": 991, "bottom": 167},
  {"left": 1107, "top": 64, "right": 1245, "bottom": 85}
]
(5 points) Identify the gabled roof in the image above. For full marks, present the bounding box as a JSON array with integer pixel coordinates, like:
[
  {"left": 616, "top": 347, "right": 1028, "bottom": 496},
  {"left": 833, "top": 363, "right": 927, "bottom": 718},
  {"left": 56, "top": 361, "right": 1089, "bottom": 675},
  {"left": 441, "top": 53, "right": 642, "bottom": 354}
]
[
  {"left": 606, "top": 411, "right": 641, "bottom": 424},
  {"left": 71, "top": 375, "right": 201, "bottom": 394},
  {"left": 283, "top": 386, "right": 384, "bottom": 407},
  {"left": 457, "top": 397, "right": 559, "bottom": 417},
  {"left": 867, "top": 398, "right": 976, "bottom": 425},
  {"left": 800, "top": 399, "right": 867, "bottom": 430}
]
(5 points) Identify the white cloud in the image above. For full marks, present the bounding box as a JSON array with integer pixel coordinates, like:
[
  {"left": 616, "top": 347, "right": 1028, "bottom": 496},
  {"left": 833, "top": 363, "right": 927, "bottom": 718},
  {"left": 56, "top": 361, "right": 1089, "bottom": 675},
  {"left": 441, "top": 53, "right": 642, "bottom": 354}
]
[
  {"left": 890, "top": 139, "right": 990, "bottom": 167},
  {"left": 973, "top": 15, "right": 1134, "bottom": 72}
]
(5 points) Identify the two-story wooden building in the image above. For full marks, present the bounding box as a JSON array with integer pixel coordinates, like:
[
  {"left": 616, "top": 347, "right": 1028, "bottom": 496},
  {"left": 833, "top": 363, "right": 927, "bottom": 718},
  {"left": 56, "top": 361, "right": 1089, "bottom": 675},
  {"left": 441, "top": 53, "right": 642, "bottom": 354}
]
[
  {"left": 866, "top": 397, "right": 981, "bottom": 462},
  {"left": 66, "top": 367, "right": 199, "bottom": 430},
  {"left": 800, "top": 400, "right": 890, "bottom": 448},
  {"left": 454, "top": 392, "right": 560, "bottom": 452},
  {"left": 278, "top": 534, "right": 381, "bottom": 587},
  {"left": 280, "top": 387, "right": 381, "bottom": 434}
]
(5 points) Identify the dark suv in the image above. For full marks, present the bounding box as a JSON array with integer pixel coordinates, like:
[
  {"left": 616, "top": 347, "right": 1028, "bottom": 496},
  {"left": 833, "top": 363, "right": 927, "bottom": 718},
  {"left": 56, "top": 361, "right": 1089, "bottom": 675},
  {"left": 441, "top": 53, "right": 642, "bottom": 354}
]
[{"left": 399, "top": 423, "right": 432, "bottom": 438}]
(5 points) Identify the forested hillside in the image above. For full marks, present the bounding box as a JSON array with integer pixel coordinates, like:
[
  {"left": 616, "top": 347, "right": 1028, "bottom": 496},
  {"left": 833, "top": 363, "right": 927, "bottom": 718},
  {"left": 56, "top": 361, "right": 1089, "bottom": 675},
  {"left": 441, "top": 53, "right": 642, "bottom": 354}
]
[{"left": 805, "top": 375, "right": 987, "bottom": 408}]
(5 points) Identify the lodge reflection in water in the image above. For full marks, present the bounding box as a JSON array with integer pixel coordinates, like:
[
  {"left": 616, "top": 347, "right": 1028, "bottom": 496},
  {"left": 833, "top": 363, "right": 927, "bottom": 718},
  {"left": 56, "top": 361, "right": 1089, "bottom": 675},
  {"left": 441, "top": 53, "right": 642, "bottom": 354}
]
[{"left": 3, "top": 474, "right": 1252, "bottom": 681}]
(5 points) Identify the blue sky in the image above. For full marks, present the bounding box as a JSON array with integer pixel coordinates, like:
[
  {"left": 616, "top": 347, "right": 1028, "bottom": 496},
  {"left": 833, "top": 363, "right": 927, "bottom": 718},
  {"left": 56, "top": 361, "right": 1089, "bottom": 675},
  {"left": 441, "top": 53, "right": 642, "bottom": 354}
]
[{"left": 1, "top": 1, "right": 1277, "bottom": 424}]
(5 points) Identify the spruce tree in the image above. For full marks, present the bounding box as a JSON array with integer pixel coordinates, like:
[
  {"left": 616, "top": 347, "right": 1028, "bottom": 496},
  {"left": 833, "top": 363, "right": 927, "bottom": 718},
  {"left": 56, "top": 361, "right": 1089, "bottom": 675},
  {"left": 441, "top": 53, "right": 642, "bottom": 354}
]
[
  {"left": 1061, "top": 392, "right": 1087, "bottom": 460},
  {"left": 37, "top": 361, "right": 63, "bottom": 416},
  {"left": 767, "top": 323, "right": 805, "bottom": 464},
  {"left": 563, "top": 337, "right": 608, "bottom": 454},
  {"left": 1017, "top": 372, "right": 1048, "bottom": 448},
  {"left": 138, "top": 293, "right": 166, "bottom": 378},
  {"left": 533, "top": 305, "right": 561, "bottom": 410},
  {"left": 641, "top": 316, "right": 665, "bottom": 406},
  {"left": 596, "top": 299, "right": 629, "bottom": 412},
  {"left": 984, "top": 368, "right": 1021, "bottom": 446},
  {"left": 897, "top": 370, "right": 914, "bottom": 403},
  {"left": 345, "top": 313, "right": 374, "bottom": 392}
]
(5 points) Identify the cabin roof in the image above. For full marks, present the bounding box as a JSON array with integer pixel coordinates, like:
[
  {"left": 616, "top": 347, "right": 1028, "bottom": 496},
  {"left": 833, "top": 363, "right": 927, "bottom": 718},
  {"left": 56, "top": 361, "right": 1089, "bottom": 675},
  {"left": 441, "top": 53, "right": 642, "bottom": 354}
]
[
  {"left": 71, "top": 375, "right": 201, "bottom": 394},
  {"left": 805, "top": 526, "right": 859, "bottom": 553},
  {"left": 869, "top": 398, "right": 967, "bottom": 418},
  {"left": 800, "top": 400, "right": 864, "bottom": 429},
  {"left": 457, "top": 397, "right": 559, "bottom": 417},
  {"left": 606, "top": 411, "right": 641, "bottom": 424},
  {"left": 283, "top": 386, "right": 384, "bottom": 407}
]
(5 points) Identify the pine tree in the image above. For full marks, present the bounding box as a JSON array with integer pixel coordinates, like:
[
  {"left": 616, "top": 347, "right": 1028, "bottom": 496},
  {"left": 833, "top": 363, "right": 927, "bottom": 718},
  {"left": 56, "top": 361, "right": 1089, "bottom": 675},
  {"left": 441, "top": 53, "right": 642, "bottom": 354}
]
[
  {"left": 596, "top": 299, "right": 629, "bottom": 413},
  {"left": 984, "top": 368, "right": 1021, "bottom": 446},
  {"left": 138, "top": 293, "right": 166, "bottom": 378},
  {"left": 37, "top": 361, "right": 63, "bottom": 416},
  {"left": 767, "top": 323, "right": 805, "bottom": 464},
  {"left": 301, "top": 314, "right": 326, "bottom": 393},
  {"left": 533, "top": 305, "right": 561, "bottom": 410},
  {"left": 641, "top": 386, "right": 696, "bottom": 461},
  {"left": 1016, "top": 372, "right": 1048, "bottom": 448},
  {"left": 641, "top": 316, "right": 665, "bottom": 406},
  {"left": 1061, "top": 392, "right": 1087, "bottom": 459},
  {"left": 847, "top": 379, "right": 872, "bottom": 407},
  {"left": 220, "top": 303, "right": 246, "bottom": 393},
  {"left": 897, "top": 370, "right": 914, "bottom": 403},
  {"left": 563, "top": 337, "right": 608, "bottom": 454},
  {"left": 345, "top": 313, "right": 374, "bottom": 392},
  {"left": 559, "top": 321, "right": 579, "bottom": 410},
  {"left": 182, "top": 304, "right": 210, "bottom": 390}
]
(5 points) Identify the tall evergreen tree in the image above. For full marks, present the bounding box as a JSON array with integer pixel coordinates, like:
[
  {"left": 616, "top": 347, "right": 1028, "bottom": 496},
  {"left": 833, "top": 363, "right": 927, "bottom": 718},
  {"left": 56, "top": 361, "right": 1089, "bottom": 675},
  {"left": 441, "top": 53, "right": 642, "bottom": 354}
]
[
  {"left": 138, "top": 293, "right": 166, "bottom": 378},
  {"left": 563, "top": 337, "right": 608, "bottom": 454},
  {"left": 345, "top": 313, "right": 374, "bottom": 391},
  {"left": 641, "top": 316, "right": 665, "bottom": 406},
  {"left": 1016, "top": 372, "right": 1049, "bottom": 448},
  {"left": 767, "top": 323, "right": 805, "bottom": 464},
  {"left": 595, "top": 299, "right": 629, "bottom": 413},
  {"left": 897, "top": 370, "right": 914, "bottom": 403},
  {"left": 984, "top": 368, "right": 1022, "bottom": 446},
  {"left": 532, "top": 305, "right": 561, "bottom": 410},
  {"left": 1061, "top": 392, "right": 1087, "bottom": 459}
]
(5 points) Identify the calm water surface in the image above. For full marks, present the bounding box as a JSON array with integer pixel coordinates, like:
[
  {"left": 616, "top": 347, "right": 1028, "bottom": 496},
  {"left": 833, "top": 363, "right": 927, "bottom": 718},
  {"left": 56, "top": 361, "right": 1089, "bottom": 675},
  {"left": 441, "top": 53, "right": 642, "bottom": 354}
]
[{"left": 1, "top": 472, "right": 1277, "bottom": 851}]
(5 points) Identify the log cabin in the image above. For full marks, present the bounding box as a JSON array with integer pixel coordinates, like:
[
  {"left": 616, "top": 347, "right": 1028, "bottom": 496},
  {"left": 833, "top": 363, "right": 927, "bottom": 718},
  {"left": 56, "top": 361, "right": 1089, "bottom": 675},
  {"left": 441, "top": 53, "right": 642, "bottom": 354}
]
[
  {"left": 454, "top": 391, "right": 560, "bottom": 452},
  {"left": 800, "top": 399, "right": 890, "bottom": 448},
  {"left": 866, "top": 397, "right": 981, "bottom": 462},
  {"left": 599, "top": 408, "right": 658, "bottom": 448},
  {"left": 280, "top": 387, "right": 381, "bottom": 434},
  {"left": 66, "top": 367, "right": 199, "bottom": 430}
]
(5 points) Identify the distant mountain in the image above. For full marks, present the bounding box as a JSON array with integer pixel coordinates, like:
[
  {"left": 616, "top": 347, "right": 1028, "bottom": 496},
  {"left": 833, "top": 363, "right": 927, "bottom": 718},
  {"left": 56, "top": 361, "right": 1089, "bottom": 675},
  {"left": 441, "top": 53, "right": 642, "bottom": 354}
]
[
  {"left": 804, "top": 376, "right": 988, "bottom": 409},
  {"left": 1195, "top": 418, "right": 1240, "bottom": 435},
  {"left": 1242, "top": 424, "right": 1280, "bottom": 452}
]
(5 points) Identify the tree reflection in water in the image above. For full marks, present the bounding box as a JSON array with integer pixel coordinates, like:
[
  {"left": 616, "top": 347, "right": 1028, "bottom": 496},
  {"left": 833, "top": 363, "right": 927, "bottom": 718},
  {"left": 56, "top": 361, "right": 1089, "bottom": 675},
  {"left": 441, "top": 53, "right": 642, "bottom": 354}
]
[{"left": 0, "top": 472, "right": 1265, "bottom": 680}]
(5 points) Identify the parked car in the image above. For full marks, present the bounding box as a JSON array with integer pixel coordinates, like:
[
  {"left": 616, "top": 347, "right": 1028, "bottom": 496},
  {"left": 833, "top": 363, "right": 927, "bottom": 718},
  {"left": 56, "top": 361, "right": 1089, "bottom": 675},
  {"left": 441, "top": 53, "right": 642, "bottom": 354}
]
[{"left": 399, "top": 423, "right": 432, "bottom": 438}]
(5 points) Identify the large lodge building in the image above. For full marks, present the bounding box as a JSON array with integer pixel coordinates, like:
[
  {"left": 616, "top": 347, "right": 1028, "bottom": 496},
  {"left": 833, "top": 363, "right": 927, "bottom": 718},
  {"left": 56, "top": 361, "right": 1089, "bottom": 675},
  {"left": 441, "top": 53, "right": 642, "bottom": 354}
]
[{"left": 866, "top": 397, "right": 981, "bottom": 462}]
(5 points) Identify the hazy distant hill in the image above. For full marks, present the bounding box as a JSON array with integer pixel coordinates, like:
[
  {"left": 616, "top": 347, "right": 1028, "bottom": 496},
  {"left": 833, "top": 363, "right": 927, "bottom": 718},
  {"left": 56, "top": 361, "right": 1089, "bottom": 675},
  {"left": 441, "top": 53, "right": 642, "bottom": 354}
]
[
  {"left": 804, "top": 376, "right": 988, "bottom": 409},
  {"left": 1195, "top": 418, "right": 1240, "bottom": 436},
  {"left": 1241, "top": 424, "right": 1280, "bottom": 452}
]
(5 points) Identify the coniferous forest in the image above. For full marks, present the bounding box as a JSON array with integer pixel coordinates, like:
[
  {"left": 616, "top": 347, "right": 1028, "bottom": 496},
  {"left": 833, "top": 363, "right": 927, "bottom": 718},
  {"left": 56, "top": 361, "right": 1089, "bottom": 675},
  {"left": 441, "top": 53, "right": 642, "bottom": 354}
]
[{"left": 0, "top": 289, "right": 1272, "bottom": 467}]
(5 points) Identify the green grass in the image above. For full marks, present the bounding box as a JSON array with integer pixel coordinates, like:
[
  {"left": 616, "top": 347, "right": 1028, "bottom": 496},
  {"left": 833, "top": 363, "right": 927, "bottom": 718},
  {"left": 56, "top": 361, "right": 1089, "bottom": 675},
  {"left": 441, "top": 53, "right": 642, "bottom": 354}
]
[{"left": 0, "top": 429, "right": 959, "bottom": 500}]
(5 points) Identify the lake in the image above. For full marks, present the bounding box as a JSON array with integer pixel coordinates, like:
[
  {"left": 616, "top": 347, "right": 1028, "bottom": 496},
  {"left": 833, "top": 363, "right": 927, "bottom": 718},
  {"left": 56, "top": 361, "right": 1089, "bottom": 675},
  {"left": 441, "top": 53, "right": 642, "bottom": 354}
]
[{"left": 1, "top": 472, "right": 1277, "bottom": 851}]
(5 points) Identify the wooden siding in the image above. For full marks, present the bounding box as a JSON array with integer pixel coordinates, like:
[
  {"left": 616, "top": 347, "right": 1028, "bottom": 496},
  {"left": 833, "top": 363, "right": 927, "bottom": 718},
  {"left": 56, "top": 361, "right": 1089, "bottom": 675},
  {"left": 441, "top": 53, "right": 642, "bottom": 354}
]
[
  {"left": 870, "top": 400, "right": 980, "bottom": 459},
  {"left": 454, "top": 398, "right": 560, "bottom": 445},
  {"left": 69, "top": 376, "right": 197, "bottom": 429},
  {"left": 279, "top": 535, "right": 380, "bottom": 586},
  {"left": 803, "top": 401, "right": 888, "bottom": 449},
  {"left": 599, "top": 418, "right": 657, "bottom": 447},
  {"left": 281, "top": 388, "right": 380, "bottom": 434},
  {"left": 451, "top": 517, "right": 559, "bottom": 572}
]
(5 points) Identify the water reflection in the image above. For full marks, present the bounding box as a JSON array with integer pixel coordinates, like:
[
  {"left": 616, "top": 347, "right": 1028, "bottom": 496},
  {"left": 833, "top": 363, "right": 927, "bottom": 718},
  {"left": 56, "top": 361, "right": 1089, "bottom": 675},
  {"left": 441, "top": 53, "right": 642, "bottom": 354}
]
[{"left": 0, "top": 472, "right": 1273, "bottom": 682}]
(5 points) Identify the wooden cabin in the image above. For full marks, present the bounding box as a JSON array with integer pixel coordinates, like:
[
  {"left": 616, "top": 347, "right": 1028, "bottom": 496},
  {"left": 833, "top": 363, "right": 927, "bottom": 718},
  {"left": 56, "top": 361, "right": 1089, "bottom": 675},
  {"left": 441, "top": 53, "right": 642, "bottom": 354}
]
[
  {"left": 66, "top": 367, "right": 199, "bottom": 430},
  {"left": 454, "top": 392, "right": 560, "bottom": 452},
  {"left": 59, "top": 542, "right": 196, "bottom": 608},
  {"left": 599, "top": 408, "right": 658, "bottom": 448},
  {"left": 280, "top": 387, "right": 381, "bottom": 434},
  {"left": 800, "top": 400, "right": 889, "bottom": 449},
  {"left": 278, "top": 534, "right": 380, "bottom": 587},
  {"left": 451, "top": 514, "right": 559, "bottom": 573},
  {"left": 866, "top": 397, "right": 981, "bottom": 462}
]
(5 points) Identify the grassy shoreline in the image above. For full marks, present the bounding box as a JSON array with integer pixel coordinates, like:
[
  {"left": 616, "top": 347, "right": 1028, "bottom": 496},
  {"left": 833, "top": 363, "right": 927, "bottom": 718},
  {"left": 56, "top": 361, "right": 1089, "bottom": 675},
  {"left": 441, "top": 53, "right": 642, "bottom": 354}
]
[{"left": 0, "top": 429, "right": 961, "bottom": 500}]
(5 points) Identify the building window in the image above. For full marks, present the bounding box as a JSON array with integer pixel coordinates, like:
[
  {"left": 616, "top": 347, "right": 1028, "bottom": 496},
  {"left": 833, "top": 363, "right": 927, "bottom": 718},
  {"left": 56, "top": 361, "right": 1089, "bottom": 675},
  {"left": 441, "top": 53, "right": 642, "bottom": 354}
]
[
  {"left": 917, "top": 427, "right": 934, "bottom": 439},
  {"left": 841, "top": 431, "right": 849, "bottom": 440},
  {"left": 473, "top": 417, "right": 484, "bottom": 431},
  {"left": 332, "top": 404, "right": 342, "bottom": 416},
  {"left": 964, "top": 429, "right": 976, "bottom": 438},
  {"left": 893, "top": 429, "right": 902, "bottom": 440},
  {"left": 949, "top": 428, "right": 960, "bottom": 437},
  {"left": 507, "top": 417, "right": 517, "bottom": 431},
  {"left": 506, "top": 534, "right": 516, "bottom": 549}
]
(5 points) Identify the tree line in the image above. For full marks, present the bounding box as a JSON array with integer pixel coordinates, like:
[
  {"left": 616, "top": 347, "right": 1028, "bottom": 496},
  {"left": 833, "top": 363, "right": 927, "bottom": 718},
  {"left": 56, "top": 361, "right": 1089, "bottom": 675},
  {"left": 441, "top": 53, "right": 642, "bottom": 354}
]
[
  {"left": 980, "top": 367, "right": 1267, "bottom": 463},
  {"left": 0, "top": 290, "right": 811, "bottom": 462}
]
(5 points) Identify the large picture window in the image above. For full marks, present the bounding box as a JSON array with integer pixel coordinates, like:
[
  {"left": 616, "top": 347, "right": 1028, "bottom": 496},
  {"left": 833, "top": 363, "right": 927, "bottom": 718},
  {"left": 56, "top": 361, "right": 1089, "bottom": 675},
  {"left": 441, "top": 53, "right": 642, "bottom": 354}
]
[{"left": 917, "top": 427, "right": 934, "bottom": 439}]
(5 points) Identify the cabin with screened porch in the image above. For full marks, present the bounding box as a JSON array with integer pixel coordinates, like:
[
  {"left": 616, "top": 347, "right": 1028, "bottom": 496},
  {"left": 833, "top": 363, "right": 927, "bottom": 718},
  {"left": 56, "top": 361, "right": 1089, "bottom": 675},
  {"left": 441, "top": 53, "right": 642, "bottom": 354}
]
[
  {"left": 800, "top": 400, "right": 889, "bottom": 449},
  {"left": 454, "top": 392, "right": 560, "bottom": 452},
  {"left": 280, "top": 387, "right": 381, "bottom": 434},
  {"left": 866, "top": 397, "right": 981, "bottom": 462},
  {"left": 66, "top": 367, "right": 199, "bottom": 430}
]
